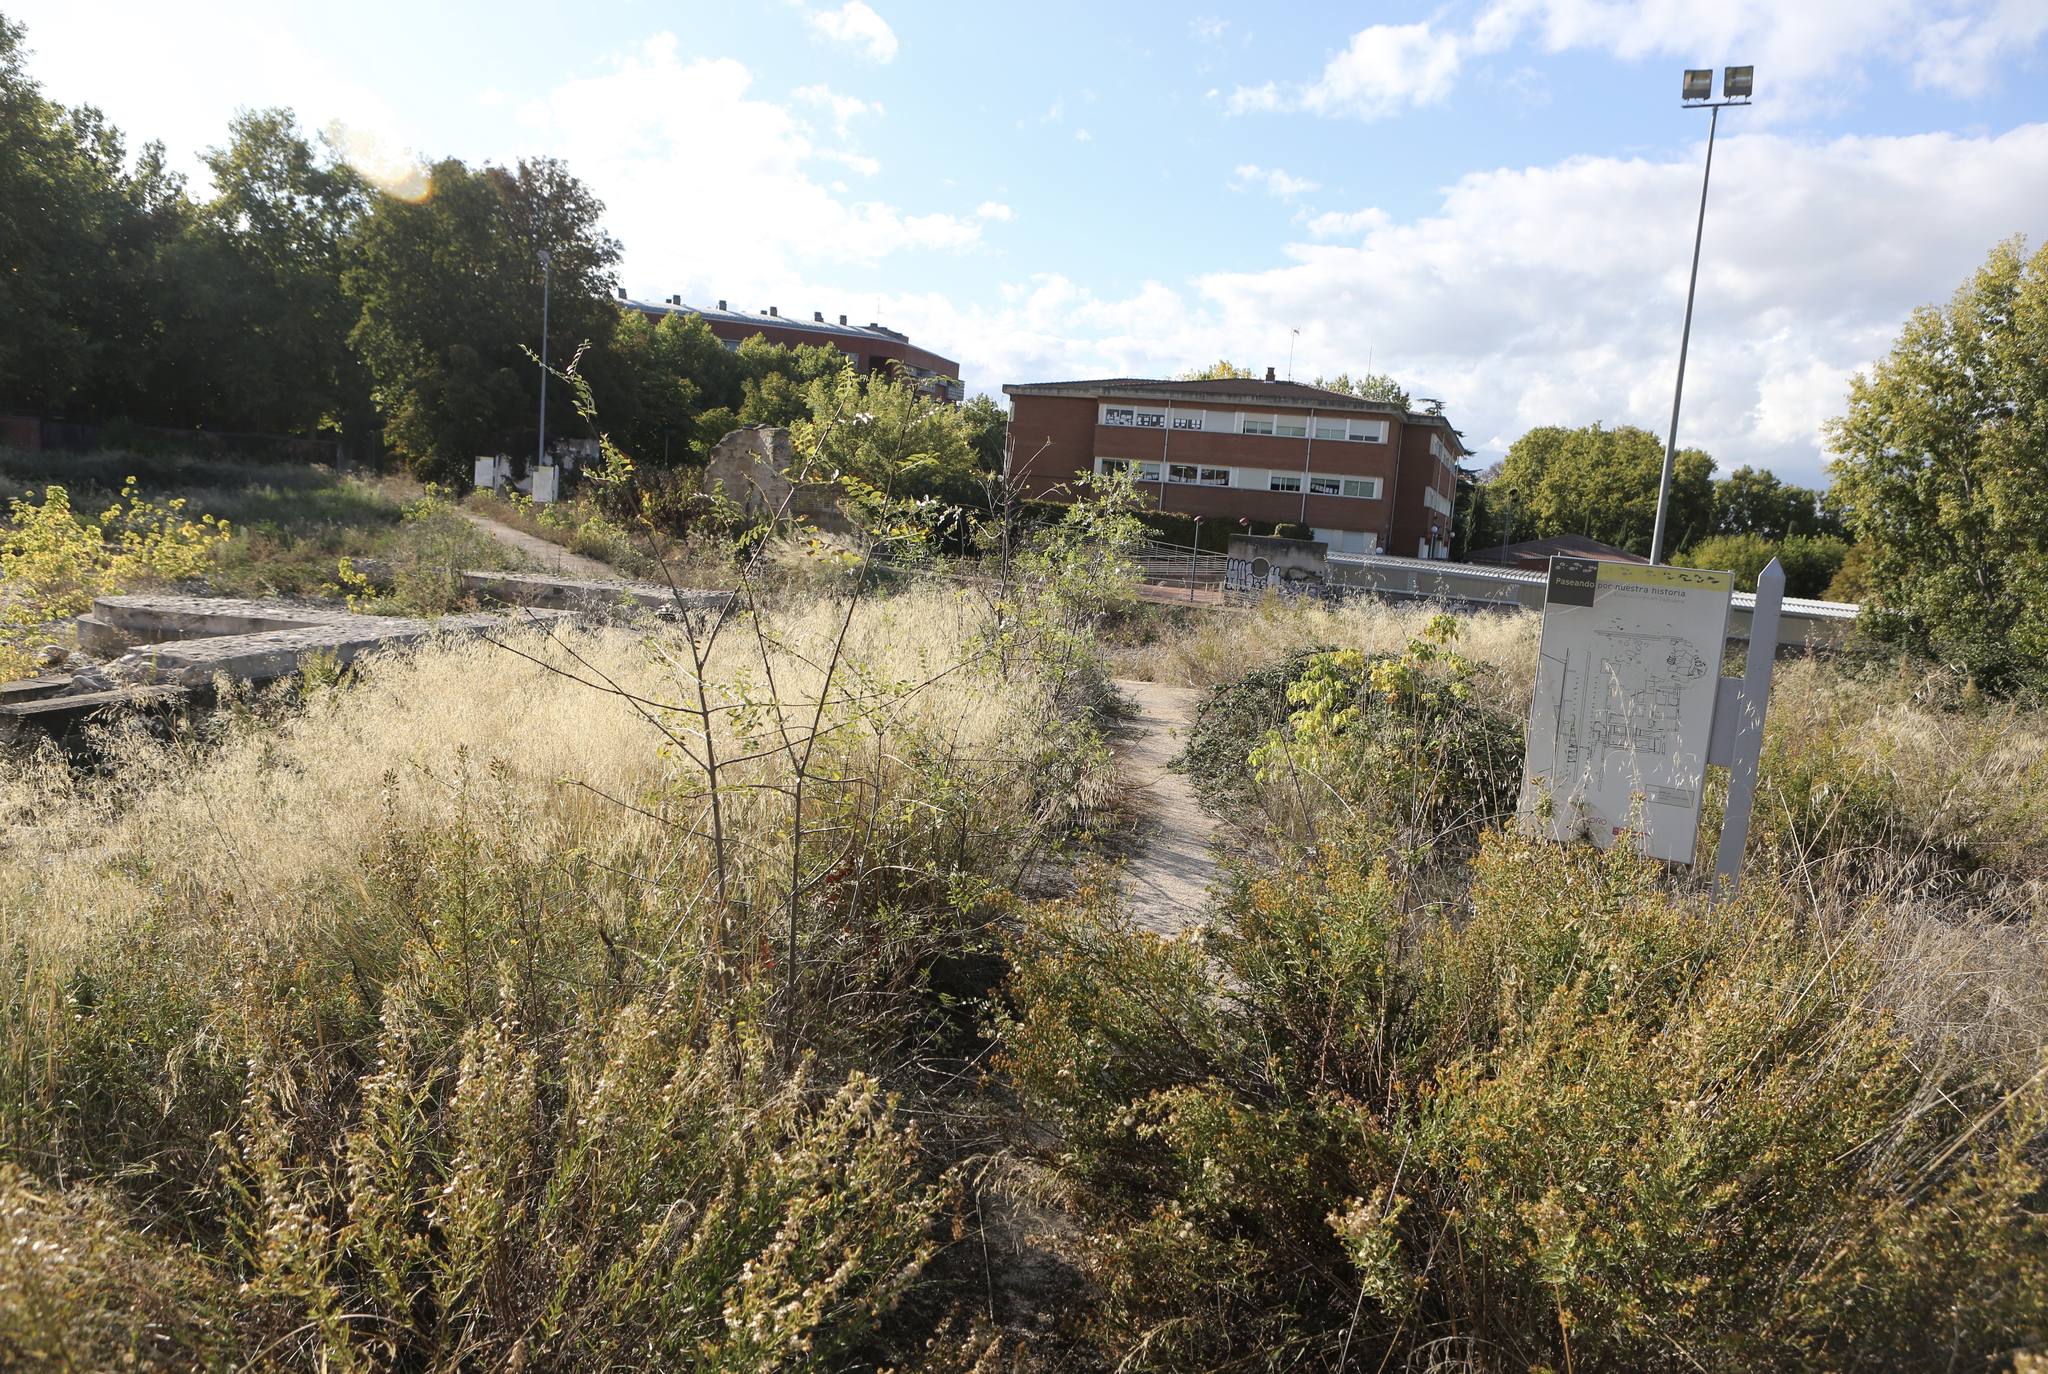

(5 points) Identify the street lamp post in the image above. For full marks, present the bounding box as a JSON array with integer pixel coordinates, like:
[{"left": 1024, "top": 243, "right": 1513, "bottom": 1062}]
[
  {"left": 1649, "top": 65, "right": 1752, "bottom": 566},
  {"left": 1189, "top": 516, "right": 1204, "bottom": 602},
  {"left": 536, "top": 248, "right": 552, "bottom": 475}
]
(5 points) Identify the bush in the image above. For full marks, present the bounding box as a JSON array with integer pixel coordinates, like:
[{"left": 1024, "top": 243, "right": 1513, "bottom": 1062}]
[
  {"left": 996, "top": 831, "right": 2048, "bottom": 1370},
  {"left": 0, "top": 478, "right": 230, "bottom": 677},
  {"left": 1676, "top": 531, "right": 1850, "bottom": 597}
]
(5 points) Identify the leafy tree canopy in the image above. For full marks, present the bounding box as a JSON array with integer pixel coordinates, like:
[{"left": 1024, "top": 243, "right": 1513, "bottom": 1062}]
[
  {"left": 1826, "top": 235, "right": 2048, "bottom": 688},
  {"left": 1315, "top": 371, "right": 1411, "bottom": 409},
  {"left": 1179, "top": 360, "right": 1258, "bottom": 380},
  {"left": 1488, "top": 422, "right": 1715, "bottom": 556}
]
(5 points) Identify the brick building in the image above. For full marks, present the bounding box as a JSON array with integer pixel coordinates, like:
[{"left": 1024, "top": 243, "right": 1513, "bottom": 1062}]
[
  {"left": 1002, "top": 374, "right": 1467, "bottom": 557},
  {"left": 621, "top": 293, "right": 962, "bottom": 400}
]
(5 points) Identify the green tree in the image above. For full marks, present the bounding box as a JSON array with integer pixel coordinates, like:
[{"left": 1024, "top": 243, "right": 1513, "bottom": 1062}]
[
  {"left": 169, "top": 110, "right": 371, "bottom": 439},
  {"left": 1490, "top": 423, "right": 1714, "bottom": 555},
  {"left": 344, "top": 156, "right": 620, "bottom": 479},
  {"left": 1674, "top": 531, "right": 1849, "bottom": 597},
  {"left": 1179, "top": 360, "right": 1257, "bottom": 380},
  {"left": 1710, "top": 464, "right": 1840, "bottom": 541},
  {"left": 1315, "top": 371, "right": 1410, "bottom": 409},
  {"left": 606, "top": 309, "right": 746, "bottom": 466},
  {"left": 959, "top": 394, "right": 1008, "bottom": 474},
  {"left": 0, "top": 16, "right": 190, "bottom": 419},
  {"left": 793, "top": 366, "right": 981, "bottom": 505},
  {"left": 1827, "top": 237, "right": 2048, "bottom": 688}
]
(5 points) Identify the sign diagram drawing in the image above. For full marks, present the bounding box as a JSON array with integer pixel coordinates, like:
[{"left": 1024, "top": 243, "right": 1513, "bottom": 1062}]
[{"left": 1521, "top": 559, "right": 1734, "bottom": 863}]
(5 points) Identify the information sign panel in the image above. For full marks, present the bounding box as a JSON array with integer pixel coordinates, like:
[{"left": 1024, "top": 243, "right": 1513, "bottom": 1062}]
[{"left": 1519, "top": 557, "right": 1734, "bottom": 862}]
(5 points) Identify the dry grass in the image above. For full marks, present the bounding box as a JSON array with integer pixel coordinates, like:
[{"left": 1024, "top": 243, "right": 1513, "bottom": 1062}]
[
  {"left": 1111, "top": 595, "right": 1540, "bottom": 690},
  {"left": 0, "top": 583, "right": 1081, "bottom": 975}
]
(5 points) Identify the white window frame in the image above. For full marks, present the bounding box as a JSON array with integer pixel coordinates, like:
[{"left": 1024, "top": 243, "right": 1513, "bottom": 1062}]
[
  {"left": 1102, "top": 405, "right": 1136, "bottom": 427},
  {"left": 1170, "top": 409, "right": 1204, "bottom": 431},
  {"left": 1347, "top": 419, "right": 1388, "bottom": 443},
  {"left": 1308, "top": 475, "right": 1342, "bottom": 496},
  {"left": 1274, "top": 415, "right": 1308, "bottom": 438},
  {"left": 1166, "top": 462, "right": 1200, "bottom": 485},
  {"left": 1313, "top": 419, "right": 1348, "bottom": 441},
  {"left": 1134, "top": 408, "right": 1167, "bottom": 429},
  {"left": 1341, "top": 477, "right": 1382, "bottom": 500},
  {"left": 1196, "top": 465, "right": 1232, "bottom": 487},
  {"left": 1240, "top": 414, "right": 1275, "bottom": 436},
  {"left": 1097, "top": 456, "right": 1161, "bottom": 482},
  {"left": 1268, "top": 472, "right": 1302, "bottom": 493}
]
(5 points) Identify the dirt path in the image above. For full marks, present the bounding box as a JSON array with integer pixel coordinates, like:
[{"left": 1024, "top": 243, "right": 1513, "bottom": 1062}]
[
  {"left": 457, "top": 508, "right": 624, "bottom": 581},
  {"left": 1111, "top": 680, "right": 1220, "bottom": 936}
]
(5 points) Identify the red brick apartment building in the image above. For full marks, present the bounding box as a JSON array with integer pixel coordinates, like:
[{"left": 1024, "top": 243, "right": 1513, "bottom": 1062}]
[
  {"left": 1002, "top": 374, "right": 1467, "bottom": 557},
  {"left": 621, "top": 293, "right": 962, "bottom": 400}
]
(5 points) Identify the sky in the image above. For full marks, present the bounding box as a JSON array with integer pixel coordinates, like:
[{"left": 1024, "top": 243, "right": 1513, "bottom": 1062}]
[{"left": 11, "top": 0, "right": 2048, "bottom": 485}]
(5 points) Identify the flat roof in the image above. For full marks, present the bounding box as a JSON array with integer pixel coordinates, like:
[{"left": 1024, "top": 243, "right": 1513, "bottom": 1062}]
[
  {"left": 622, "top": 297, "right": 937, "bottom": 354},
  {"left": 1004, "top": 376, "right": 1468, "bottom": 453}
]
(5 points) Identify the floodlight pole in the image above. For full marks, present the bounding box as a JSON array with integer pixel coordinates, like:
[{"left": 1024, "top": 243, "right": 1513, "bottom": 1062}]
[
  {"left": 1650, "top": 89, "right": 1748, "bottom": 565},
  {"left": 536, "top": 249, "right": 552, "bottom": 474}
]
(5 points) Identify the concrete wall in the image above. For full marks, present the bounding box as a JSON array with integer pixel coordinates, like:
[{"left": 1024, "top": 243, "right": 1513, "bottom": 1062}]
[{"left": 702, "top": 425, "right": 854, "bottom": 533}]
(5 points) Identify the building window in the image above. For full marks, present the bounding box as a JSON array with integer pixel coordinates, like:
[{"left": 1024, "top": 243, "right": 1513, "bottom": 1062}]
[
  {"left": 1308, "top": 475, "right": 1342, "bottom": 496},
  {"left": 1170, "top": 463, "right": 1230, "bottom": 486},
  {"left": 1347, "top": 420, "right": 1388, "bottom": 443},
  {"left": 1135, "top": 409, "right": 1166, "bottom": 428},
  {"left": 1241, "top": 415, "right": 1274, "bottom": 436},
  {"left": 1269, "top": 473, "right": 1302, "bottom": 493},
  {"left": 1098, "top": 457, "right": 1161, "bottom": 482},
  {"left": 1104, "top": 406, "right": 1136, "bottom": 427},
  {"left": 1275, "top": 416, "right": 1308, "bottom": 438},
  {"left": 1313, "top": 420, "right": 1347, "bottom": 440},
  {"left": 1171, "top": 411, "right": 1204, "bottom": 430},
  {"left": 1199, "top": 466, "right": 1231, "bottom": 486},
  {"left": 1341, "top": 477, "right": 1381, "bottom": 499}
]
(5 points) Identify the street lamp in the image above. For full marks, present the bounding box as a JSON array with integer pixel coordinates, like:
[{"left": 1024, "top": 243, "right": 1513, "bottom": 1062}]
[
  {"left": 1649, "top": 65, "right": 1752, "bottom": 565},
  {"left": 536, "top": 248, "right": 552, "bottom": 475}
]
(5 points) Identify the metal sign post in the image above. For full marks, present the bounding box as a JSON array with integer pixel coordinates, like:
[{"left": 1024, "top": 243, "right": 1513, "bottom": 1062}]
[{"left": 1704, "top": 557, "right": 1783, "bottom": 896}]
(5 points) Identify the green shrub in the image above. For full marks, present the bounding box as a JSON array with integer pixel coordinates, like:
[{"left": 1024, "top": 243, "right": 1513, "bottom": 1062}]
[
  {"left": 1180, "top": 616, "right": 1523, "bottom": 864},
  {"left": 996, "top": 832, "right": 2048, "bottom": 1370}
]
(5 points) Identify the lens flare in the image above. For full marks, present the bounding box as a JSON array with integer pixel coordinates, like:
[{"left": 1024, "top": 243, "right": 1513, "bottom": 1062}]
[{"left": 326, "top": 120, "right": 432, "bottom": 203}]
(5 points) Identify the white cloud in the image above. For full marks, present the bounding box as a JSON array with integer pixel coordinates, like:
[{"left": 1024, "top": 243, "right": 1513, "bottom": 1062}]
[
  {"left": 809, "top": 1, "right": 899, "bottom": 63},
  {"left": 1231, "top": 163, "right": 1321, "bottom": 198},
  {"left": 792, "top": 83, "right": 881, "bottom": 137},
  {"left": 1074, "top": 127, "right": 1093, "bottom": 142},
  {"left": 1190, "top": 16, "right": 1229, "bottom": 45},
  {"left": 926, "top": 124, "right": 2048, "bottom": 486},
  {"left": 976, "top": 200, "right": 1015, "bottom": 221},
  {"left": 1302, "top": 206, "right": 1390, "bottom": 238},
  {"left": 1232, "top": 2, "right": 2048, "bottom": 121},
  {"left": 510, "top": 34, "right": 980, "bottom": 304}
]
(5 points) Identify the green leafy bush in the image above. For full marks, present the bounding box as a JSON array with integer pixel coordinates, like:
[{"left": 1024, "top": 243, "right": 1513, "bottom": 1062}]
[{"left": 996, "top": 832, "right": 2048, "bottom": 1370}]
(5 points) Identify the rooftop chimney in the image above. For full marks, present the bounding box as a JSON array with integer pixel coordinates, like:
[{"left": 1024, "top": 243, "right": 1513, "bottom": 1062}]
[
  {"left": 1264, "top": 366, "right": 1277, "bottom": 382},
  {"left": 670, "top": 294, "right": 681, "bottom": 306},
  {"left": 769, "top": 305, "right": 779, "bottom": 316},
  {"left": 814, "top": 310, "right": 824, "bottom": 321},
  {"left": 717, "top": 299, "right": 727, "bottom": 311},
  {"left": 838, "top": 314, "right": 847, "bottom": 325},
  {"left": 616, "top": 287, "right": 626, "bottom": 299}
]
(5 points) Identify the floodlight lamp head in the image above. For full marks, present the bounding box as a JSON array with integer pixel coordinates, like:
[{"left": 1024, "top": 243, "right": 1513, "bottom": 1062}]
[
  {"left": 1683, "top": 68, "right": 1713, "bottom": 101},
  {"left": 1723, "top": 65, "right": 1754, "bottom": 99}
]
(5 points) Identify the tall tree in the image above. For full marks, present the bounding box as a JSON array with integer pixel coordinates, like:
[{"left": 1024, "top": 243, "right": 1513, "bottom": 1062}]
[
  {"left": 1710, "top": 465, "right": 1840, "bottom": 541},
  {"left": 0, "top": 16, "right": 189, "bottom": 419},
  {"left": 168, "top": 110, "right": 371, "bottom": 438},
  {"left": 1826, "top": 236, "right": 2048, "bottom": 688},
  {"left": 1489, "top": 423, "right": 1715, "bottom": 555},
  {"left": 344, "top": 156, "right": 620, "bottom": 479}
]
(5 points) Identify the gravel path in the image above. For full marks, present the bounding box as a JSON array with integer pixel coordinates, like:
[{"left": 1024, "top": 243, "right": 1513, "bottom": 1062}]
[
  {"left": 1111, "top": 680, "right": 1220, "bottom": 936},
  {"left": 456, "top": 508, "right": 624, "bottom": 581}
]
